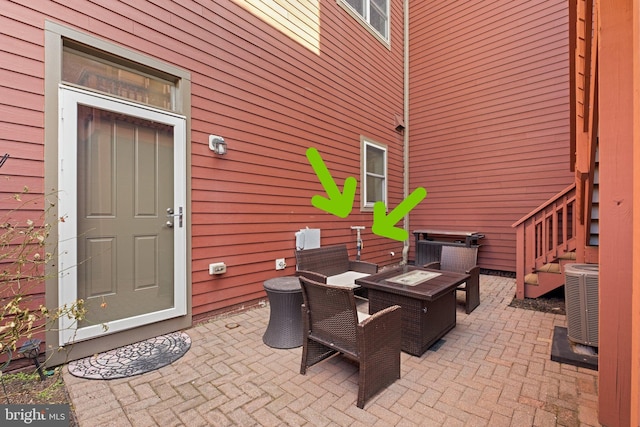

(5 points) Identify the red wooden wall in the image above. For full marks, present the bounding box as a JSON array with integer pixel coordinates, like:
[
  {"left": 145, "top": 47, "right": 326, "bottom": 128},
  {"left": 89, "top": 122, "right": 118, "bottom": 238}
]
[
  {"left": 407, "top": 0, "right": 574, "bottom": 272},
  {"left": 0, "top": 1, "right": 407, "bottom": 319}
]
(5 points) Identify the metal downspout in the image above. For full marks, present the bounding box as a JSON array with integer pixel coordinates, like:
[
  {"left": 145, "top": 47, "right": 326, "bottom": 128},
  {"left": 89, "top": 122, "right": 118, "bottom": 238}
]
[{"left": 402, "top": 0, "right": 411, "bottom": 265}]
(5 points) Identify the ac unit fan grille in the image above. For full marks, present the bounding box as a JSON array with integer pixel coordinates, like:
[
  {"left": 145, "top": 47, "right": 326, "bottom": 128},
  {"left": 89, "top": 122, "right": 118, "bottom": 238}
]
[{"left": 564, "top": 264, "right": 599, "bottom": 347}]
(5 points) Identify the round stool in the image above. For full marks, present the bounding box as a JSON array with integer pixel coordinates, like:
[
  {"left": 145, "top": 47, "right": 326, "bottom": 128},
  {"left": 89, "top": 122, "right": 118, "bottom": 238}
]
[{"left": 262, "top": 276, "right": 303, "bottom": 349}]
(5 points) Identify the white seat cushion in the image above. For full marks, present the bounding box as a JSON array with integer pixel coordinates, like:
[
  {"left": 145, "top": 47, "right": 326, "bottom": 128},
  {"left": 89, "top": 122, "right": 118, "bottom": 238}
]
[
  {"left": 357, "top": 311, "right": 370, "bottom": 323},
  {"left": 327, "top": 271, "right": 370, "bottom": 288}
]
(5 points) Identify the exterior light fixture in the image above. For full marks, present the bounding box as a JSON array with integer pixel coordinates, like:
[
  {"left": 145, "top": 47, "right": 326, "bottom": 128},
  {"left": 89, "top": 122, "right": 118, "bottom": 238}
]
[
  {"left": 209, "top": 135, "right": 227, "bottom": 155},
  {"left": 18, "top": 338, "right": 45, "bottom": 381}
]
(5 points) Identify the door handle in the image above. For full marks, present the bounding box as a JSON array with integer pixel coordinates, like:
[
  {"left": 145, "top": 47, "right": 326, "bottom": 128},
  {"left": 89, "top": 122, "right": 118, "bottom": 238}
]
[
  {"left": 166, "top": 207, "right": 183, "bottom": 227},
  {"left": 166, "top": 221, "right": 174, "bottom": 228}
]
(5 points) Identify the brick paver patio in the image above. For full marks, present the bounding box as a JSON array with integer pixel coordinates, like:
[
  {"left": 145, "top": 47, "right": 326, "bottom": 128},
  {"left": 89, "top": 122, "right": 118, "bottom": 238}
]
[{"left": 63, "top": 275, "right": 600, "bottom": 426}]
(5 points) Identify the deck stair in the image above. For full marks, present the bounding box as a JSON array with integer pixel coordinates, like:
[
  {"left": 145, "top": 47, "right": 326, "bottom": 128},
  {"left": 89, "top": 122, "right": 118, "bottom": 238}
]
[
  {"left": 523, "top": 251, "right": 576, "bottom": 298},
  {"left": 513, "top": 184, "right": 577, "bottom": 299}
]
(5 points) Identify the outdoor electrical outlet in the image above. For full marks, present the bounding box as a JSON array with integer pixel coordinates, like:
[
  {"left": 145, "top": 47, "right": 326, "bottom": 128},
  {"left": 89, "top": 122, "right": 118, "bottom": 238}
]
[
  {"left": 275, "top": 258, "right": 286, "bottom": 270},
  {"left": 209, "top": 262, "right": 226, "bottom": 275}
]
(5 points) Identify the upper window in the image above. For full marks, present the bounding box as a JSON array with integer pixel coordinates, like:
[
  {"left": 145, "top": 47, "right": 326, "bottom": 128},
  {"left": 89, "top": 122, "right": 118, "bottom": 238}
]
[
  {"left": 62, "top": 44, "right": 176, "bottom": 111},
  {"left": 361, "top": 138, "right": 387, "bottom": 210},
  {"left": 339, "top": 0, "right": 389, "bottom": 42}
]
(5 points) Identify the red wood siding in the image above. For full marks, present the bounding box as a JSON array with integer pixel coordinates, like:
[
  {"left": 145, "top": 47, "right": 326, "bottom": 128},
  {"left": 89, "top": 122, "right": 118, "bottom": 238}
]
[
  {"left": 407, "top": 0, "right": 574, "bottom": 271},
  {"left": 0, "top": 5, "right": 48, "bottom": 318},
  {"left": 1, "top": 1, "right": 406, "bottom": 318}
]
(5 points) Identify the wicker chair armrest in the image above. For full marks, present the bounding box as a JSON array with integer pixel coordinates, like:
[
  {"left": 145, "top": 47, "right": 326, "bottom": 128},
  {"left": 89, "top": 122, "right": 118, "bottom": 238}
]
[
  {"left": 358, "top": 305, "right": 402, "bottom": 360},
  {"left": 466, "top": 265, "right": 480, "bottom": 277},
  {"left": 356, "top": 304, "right": 401, "bottom": 409},
  {"left": 296, "top": 270, "right": 327, "bottom": 283},
  {"left": 460, "top": 265, "right": 481, "bottom": 314},
  {"left": 422, "top": 261, "right": 440, "bottom": 270},
  {"left": 349, "top": 260, "right": 378, "bottom": 274},
  {"left": 358, "top": 304, "right": 401, "bottom": 329}
]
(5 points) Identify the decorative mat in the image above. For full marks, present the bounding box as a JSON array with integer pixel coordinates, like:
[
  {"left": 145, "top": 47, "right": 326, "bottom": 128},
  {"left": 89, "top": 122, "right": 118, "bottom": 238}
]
[{"left": 68, "top": 331, "right": 191, "bottom": 380}]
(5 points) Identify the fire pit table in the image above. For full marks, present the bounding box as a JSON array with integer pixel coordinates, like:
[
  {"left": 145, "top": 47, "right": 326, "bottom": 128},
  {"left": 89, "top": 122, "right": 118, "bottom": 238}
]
[{"left": 356, "top": 266, "right": 469, "bottom": 356}]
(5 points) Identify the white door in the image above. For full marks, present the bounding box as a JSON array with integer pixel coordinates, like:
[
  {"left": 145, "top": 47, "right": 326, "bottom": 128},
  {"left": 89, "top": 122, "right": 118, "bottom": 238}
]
[{"left": 58, "top": 86, "right": 187, "bottom": 344}]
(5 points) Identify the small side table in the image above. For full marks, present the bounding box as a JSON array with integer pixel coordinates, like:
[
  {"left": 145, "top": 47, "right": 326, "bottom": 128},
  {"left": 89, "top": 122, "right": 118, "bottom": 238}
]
[{"left": 262, "top": 276, "right": 303, "bottom": 349}]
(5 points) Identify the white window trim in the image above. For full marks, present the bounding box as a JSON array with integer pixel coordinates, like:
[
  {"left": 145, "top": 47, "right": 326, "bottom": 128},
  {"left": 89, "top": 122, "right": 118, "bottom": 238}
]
[
  {"left": 361, "top": 137, "right": 388, "bottom": 211},
  {"left": 337, "top": 0, "right": 391, "bottom": 47}
]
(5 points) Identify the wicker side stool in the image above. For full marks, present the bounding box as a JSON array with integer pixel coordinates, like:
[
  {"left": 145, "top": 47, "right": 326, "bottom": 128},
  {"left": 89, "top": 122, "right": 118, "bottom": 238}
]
[{"left": 262, "top": 276, "right": 304, "bottom": 349}]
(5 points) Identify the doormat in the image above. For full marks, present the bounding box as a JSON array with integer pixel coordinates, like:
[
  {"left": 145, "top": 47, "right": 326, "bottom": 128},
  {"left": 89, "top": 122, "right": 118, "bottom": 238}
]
[{"left": 68, "top": 331, "right": 191, "bottom": 380}]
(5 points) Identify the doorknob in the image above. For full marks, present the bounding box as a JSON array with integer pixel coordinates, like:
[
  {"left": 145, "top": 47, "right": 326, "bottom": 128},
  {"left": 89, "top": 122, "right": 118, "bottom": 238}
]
[
  {"left": 166, "top": 207, "right": 183, "bottom": 227},
  {"left": 166, "top": 221, "right": 174, "bottom": 228}
]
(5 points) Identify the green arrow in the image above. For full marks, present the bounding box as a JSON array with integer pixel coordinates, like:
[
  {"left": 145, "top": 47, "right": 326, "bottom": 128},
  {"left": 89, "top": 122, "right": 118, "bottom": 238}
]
[
  {"left": 306, "top": 147, "right": 357, "bottom": 218},
  {"left": 372, "top": 187, "right": 427, "bottom": 241}
]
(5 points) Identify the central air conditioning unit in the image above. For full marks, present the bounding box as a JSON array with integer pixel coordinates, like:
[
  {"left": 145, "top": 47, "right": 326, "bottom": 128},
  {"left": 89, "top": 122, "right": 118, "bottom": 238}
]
[{"left": 564, "top": 264, "right": 599, "bottom": 347}]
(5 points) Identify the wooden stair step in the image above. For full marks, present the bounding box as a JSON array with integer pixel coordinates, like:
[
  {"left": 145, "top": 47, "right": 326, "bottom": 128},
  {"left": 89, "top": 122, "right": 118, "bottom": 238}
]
[
  {"left": 523, "top": 262, "right": 565, "bottom": 298},
  {"left": 559, "top": 251, "right": 577, "bottom": 261},
  {"left": 538, "top": 262, "right": 561, "bottom": 273},
  {"left": 525, "top": 273, "right": 538, "bottom": 285}
]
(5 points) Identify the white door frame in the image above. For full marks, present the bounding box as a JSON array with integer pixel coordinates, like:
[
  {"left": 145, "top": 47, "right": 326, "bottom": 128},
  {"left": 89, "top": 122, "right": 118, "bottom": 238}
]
[{"left": 57, "top": 85, "right": 187, "bottom": 344}]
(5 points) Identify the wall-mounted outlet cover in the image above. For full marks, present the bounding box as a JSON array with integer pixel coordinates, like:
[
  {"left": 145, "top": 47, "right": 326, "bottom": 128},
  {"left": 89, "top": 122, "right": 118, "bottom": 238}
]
[
  {"left": 209, "top": 262, "right": 226, "bottom": 275},
  {"left": 275, "top": 258, "right": 286, "bottom": 270}
]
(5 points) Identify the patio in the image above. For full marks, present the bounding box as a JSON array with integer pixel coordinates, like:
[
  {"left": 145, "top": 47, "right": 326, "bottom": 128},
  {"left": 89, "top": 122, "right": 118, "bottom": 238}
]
[{"left": 62, "top": 275, "right": 600, "bottom": 426}]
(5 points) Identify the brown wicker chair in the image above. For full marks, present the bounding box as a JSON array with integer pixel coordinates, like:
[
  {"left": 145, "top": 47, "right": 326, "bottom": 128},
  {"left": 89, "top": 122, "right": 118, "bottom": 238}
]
[
  {"left": 298, "top": 276, "right": 402, "bottom": 409},
  {"left": 423, "top": 245, "right": 480, "bottom": 314},
  {"left": 294, "top": 245, "right": 377, "bottom": 298}
]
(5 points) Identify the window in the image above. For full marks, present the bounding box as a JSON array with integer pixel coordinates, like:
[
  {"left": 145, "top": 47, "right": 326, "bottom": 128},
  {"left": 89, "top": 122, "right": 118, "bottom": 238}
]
[
  {"left": 361, "top": 138, "right": 387, "bottom": 210},
  {"left": 62, "top": 44, "right": 176, "bottom": 110},
  {"left": 340, "top": 0, "right": 389, "bottom": 42}
]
